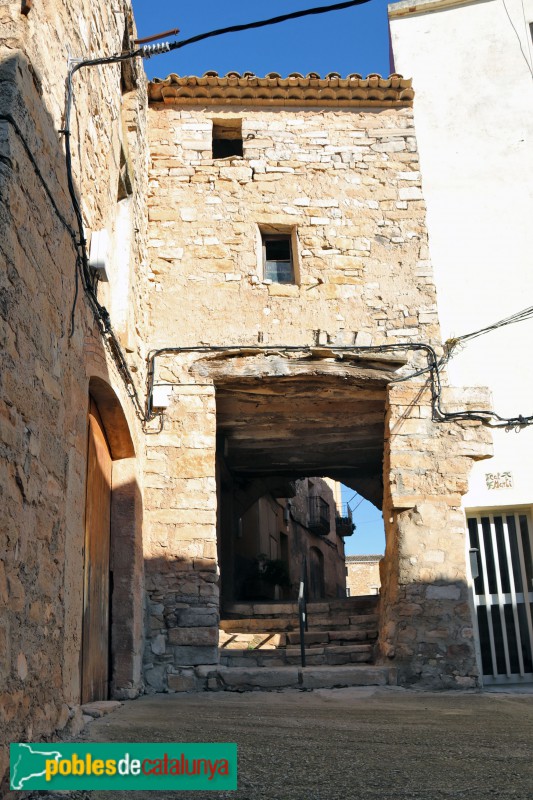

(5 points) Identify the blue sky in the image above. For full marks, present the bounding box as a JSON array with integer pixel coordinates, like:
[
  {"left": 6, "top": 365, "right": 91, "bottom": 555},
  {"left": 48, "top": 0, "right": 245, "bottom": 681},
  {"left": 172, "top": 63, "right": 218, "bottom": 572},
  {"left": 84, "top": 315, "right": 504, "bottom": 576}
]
[
  {"left": 130, "top": 1, "right": 392, "bottom": 80},
  {"left": 130, "top": 0, "right": 388, "bottom": 554},
  {"left": 341, "top": 487, "right": 385, "bottom": 556}
]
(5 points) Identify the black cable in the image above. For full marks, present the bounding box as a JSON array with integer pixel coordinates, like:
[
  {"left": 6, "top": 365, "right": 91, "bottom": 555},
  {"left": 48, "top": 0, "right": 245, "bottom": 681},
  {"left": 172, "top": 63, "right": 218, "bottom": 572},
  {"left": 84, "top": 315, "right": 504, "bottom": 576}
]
[
  {"left": 146, "top": 342, "right": 533, "bottom": 430},
  {"left": 61, "top": 5, "right": 533, "bottom": 430},
  {"left": 0, "top": 114, "right": 78, "bottom": 243},
  {"left": 165, "top": 0, "right": 371, "bottom": 53},
  {"left": 445, "top": 304, "right": 533, "bottom": 352},
  {"left": 63, "top": 61, "right": 147, "bottom": 421},
  {"left": 60, "top": 0, "right": 373, "bottom": 71},
  {"left": 69, "top": 254, "right": 81, "bottom": 337}
]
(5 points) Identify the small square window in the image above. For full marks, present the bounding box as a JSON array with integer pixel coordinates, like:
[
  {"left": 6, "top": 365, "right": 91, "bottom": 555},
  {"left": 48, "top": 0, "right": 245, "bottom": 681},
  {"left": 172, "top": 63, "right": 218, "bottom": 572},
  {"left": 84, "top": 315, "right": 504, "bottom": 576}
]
[
  {"left": 212, "top": 119, "right": 243, "bottom": 159},
  {"left": 262, "top": 234, "right": 294, "bottom": 284}
]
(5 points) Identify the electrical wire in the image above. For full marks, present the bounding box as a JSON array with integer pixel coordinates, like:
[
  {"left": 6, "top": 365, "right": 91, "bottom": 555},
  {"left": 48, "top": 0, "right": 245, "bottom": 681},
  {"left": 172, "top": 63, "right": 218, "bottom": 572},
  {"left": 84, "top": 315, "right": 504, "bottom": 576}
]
[
  {"left": 444, "top": 304, "right": 533, "bottom": 352},
  {"left": 146, "top": 341, "right": 533, "bottom": 430},
  {"left": 350, "top": 496, "right": 365, "bottom": 513},
  {"left": 501, "top": 0, "right": 533, "bottom": 80},
  {"left": 163, "top": 0, "right": 372, "bottom": 53},
  {"left": 63, "top": 59, "right": 146, "bottom": 421},
  {"left": 0, "top": 114, "right": 78, "bottom": 243},
  {"left": 61, "top": 5, "right": 533, "bottom": 431}
]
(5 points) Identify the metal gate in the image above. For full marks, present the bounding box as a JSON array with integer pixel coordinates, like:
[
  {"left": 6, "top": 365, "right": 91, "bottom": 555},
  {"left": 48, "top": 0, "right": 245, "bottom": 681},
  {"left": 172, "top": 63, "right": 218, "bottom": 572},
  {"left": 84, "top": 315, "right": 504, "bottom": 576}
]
[{"left": 467, "top": 511, "right": 533, "bottom": 685}]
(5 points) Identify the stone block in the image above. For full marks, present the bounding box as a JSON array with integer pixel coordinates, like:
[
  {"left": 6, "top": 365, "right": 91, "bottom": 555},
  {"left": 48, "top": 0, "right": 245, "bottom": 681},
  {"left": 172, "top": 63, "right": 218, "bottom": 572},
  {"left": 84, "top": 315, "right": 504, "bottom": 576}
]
[
  {"left": 151, "top": 634, "right": 166, "bottom": 655},
  {"left": 399, "top": 187, "right": 423, "bottom": 201},
  {"left": 426, "top": 585, "right": 461, "bottom": 601},
  {"left": 217, "top": 666, "right": 299, "bottom": 689},
  {"left": 168, "top": 626, "right": 218, "bottom": 646},
  {"left": 252, "top": 603, "right": 295, "bottom": 616},
  {"left": 145, "top": 665, "right": 169, "bottom": 692},
  {"left": 299, "top": 666, "right": 389, "bottom": 689},
  {"left": 173, "top": 646, "right": 218, "bottom": 666},
  {"left": 267, "top": 283, "right": 300, "bottom": 297},
  {"left": 55, "top": 703, "right": 70, "bottom": 731},
  {"left": 195, "top": 665, "right": 219, "bottom": 679},
  {"left": 65, "top": 706, "right": 85, "bottom": 737},
  {"left": 219, "top": 166, "right": 253, "bottom": 182},
  {"left": 168, "top": 670, "right": 197, "bottom": 692}
]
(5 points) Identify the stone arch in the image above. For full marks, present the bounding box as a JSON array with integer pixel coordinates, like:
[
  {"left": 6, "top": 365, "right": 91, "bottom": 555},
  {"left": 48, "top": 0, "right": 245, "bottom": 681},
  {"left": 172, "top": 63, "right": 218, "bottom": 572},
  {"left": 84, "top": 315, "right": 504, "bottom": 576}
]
[
  {"left": 88, "top": 376, "right": 135, "bottom": 460},
  {"left": 84, "top": 377, "right": 143, "bottom": 701}
]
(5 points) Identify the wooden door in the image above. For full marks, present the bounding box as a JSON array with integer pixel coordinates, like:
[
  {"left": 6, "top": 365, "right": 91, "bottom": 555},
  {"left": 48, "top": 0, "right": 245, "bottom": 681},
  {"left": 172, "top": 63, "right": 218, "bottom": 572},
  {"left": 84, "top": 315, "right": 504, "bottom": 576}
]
[
  {"left": 81, "top": 399, "right": 112, "bottom": 703},
  {"left": 309, "top": 547, "right": 325, "bottom": 601}
]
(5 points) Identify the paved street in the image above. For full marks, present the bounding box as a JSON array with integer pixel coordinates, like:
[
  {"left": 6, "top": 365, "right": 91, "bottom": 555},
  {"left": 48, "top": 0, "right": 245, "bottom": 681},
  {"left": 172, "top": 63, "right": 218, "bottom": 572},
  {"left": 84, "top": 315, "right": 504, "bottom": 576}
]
[{"left": 27, "top": 686, "right": 533, "bottom": 800}]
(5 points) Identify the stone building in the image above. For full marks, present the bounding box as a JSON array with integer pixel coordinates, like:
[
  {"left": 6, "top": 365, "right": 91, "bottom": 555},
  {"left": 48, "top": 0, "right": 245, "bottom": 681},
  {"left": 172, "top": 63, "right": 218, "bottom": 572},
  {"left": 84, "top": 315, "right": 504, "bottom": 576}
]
[
  {"left": 234, "top": 477, "right": 348, "bottom": 604},
  {"left": 0, "top": 0, "right": 149, "bottom": 789},
  {"left": 388, "top": 0, "right": 533, "bottom": 686},
  {"left": 143, "top": 70, "right": 491, "bottom": 694},
  {"left": 346, "top": 555, "right": 382, "bottom": 596},
  {"left": 0, "top": 0, "right": 501, "bottom": 790}
]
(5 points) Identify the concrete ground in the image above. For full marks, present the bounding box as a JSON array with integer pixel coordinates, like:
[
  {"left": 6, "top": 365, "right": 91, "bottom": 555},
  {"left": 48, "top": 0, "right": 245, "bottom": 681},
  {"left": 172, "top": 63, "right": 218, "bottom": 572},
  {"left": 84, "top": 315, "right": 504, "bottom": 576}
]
[{"left": 27, "top": 686, "right": 533, "bottom": 800}]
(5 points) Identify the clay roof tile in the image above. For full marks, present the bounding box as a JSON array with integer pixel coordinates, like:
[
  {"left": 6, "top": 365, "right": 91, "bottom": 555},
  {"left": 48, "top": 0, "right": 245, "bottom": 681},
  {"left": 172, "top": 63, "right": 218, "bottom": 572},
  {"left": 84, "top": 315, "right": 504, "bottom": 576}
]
[{"left": 147, "top": 71, "right": 414, "bottom": 107}]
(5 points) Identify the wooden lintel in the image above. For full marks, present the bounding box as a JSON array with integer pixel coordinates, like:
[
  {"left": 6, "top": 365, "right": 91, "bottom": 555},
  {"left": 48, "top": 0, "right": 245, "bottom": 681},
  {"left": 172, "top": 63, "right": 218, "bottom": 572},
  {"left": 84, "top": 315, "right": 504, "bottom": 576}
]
[{"left": 192, "top": 353, "right": 404, "bottom": 385}]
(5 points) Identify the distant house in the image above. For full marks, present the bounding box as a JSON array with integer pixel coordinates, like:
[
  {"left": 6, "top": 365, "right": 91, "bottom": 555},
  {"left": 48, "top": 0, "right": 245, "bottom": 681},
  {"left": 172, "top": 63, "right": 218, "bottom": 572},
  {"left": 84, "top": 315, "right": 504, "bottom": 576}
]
[{"left": 346, "top": 555, "right": 382, "bottom": 597}]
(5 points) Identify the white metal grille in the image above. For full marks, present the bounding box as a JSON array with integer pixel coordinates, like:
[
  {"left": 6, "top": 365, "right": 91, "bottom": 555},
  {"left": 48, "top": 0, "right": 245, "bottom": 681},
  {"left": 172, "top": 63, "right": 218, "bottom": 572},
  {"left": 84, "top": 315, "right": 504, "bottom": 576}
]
[{"left": 467, "top": 511, "right": 533, "bottom": 685}]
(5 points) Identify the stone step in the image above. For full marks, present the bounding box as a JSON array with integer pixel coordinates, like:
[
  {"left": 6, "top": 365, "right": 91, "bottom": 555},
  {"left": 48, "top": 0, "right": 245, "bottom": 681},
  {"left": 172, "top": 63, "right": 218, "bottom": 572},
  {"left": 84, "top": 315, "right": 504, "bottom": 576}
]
[
  {"left": 219, "top": 643, "right": 374, "bottom": 668},
  {"left": 286, "top": 628, "right": 377, "bottom": 645},
  {"left": 222, "top": 596, "right": 378, "bottom": 620},
  {"left": 220, "top": 613, "right": 379, "bottom": 635},
  {"left": 204, "top": 664, "right": 395, "bottom": 692},
  {"left": 219, "top": 628, "right": 377, "bottom": 650}
]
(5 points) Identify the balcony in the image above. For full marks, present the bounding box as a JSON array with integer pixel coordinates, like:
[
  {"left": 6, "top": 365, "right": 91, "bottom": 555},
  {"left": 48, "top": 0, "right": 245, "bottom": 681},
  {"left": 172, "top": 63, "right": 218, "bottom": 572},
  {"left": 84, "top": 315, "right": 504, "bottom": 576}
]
[
  {"left": 308, "top": 496, "right": 330, "bottom": 536},
  {"left": 336, "top": 504, "right": 355, "bottom": 537}
]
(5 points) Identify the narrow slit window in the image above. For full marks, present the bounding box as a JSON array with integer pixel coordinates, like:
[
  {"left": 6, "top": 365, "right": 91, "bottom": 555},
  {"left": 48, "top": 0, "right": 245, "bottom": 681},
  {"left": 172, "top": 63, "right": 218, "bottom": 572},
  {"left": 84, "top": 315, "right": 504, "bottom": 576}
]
[
  {"left": 263, "top": 234, "right": 294, "bottom": 284},
  {"left": 212, "top": 119, "right": 243, "bottom": 159}
]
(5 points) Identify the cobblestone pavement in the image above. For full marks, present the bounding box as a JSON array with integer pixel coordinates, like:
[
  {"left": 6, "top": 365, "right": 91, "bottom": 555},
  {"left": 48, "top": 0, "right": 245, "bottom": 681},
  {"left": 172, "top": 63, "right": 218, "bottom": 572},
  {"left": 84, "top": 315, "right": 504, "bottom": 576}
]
[{"left": 26, "top": 686, "right": 533, "bottom": 800}]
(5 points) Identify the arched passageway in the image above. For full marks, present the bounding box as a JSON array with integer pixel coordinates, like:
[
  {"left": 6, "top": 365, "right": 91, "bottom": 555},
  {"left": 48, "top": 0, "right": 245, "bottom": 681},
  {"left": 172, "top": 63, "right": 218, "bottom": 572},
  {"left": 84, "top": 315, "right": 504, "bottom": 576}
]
[{"left": 207, "top": 351, "right": 400, "bottom": 609}]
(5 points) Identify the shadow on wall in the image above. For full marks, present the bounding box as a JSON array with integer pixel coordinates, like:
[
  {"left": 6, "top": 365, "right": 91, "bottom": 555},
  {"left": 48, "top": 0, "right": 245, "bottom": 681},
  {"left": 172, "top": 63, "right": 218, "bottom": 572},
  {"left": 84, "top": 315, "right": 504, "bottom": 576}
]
[
  {"left": 142, "top": 551, "right": 492, "bottom": 694},
  {"left": 143, "top": 554, "right": 220, "bottom": 693},
  {"left": 0, "top": 50, "right": 142, "bottom": 792}
]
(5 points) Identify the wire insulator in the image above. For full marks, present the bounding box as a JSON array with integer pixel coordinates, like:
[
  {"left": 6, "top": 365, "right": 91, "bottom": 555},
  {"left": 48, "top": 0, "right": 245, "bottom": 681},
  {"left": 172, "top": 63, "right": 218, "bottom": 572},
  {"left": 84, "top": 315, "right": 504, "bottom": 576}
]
[{"left": 142, "top": 42, "right": 170, "bottom": 58}]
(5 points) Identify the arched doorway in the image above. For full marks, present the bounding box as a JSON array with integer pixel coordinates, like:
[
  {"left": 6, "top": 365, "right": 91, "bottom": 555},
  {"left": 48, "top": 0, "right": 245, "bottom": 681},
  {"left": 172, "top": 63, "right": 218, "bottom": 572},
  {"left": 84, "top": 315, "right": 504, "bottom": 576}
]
[{"left": 81, "top": 379, "right": 139, "bottom": 703}]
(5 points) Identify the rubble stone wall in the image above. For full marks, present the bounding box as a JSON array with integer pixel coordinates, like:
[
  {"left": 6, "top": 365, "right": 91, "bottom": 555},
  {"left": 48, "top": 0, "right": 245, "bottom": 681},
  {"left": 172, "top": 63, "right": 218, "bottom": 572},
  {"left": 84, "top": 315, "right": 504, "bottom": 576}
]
[
  {"left": 146, "top": 104, "right": 439, "bottom": 350},
  {"left": 143, "top": 363, "right": 219, "bottom": 693},
  {"left": 0, "top": 0, "right": 148, "bottom": 787},
  {"left": 144, "top": 103, "right": 439, "bottom": 691},
  {"left": 379, "top": 384, "right": 493, "bottom": 687},
  {"left": 144, "top": 100, "right": 492, "bottom": 691}
]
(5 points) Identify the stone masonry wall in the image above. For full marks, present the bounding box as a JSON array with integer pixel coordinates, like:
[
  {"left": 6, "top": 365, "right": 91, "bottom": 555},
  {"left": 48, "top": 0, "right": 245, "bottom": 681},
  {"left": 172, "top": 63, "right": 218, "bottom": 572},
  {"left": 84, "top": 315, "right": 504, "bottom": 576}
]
[
  {"left": 146, "top": 104, "right": 439, "bottom": 351},
  {"left": 142, "top": 100, "right": 454, "bottom": 691},
  {"left": 346, "top": 558, "right": 382, "bottom": 596},
  {"left": 0, "top": 1, "right": 148, "bottom": 788},
  {"left": 379, "top": 384, "right": 493, "bottom": 688},
  {"left": 143, "top": 362, "right": 219, "bottom": 695}
]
